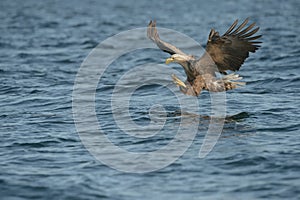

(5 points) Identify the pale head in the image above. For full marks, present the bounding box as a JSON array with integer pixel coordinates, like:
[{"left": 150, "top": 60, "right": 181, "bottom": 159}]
[{"left": 165, "top": 54, "right": 191, "bottom": 65}]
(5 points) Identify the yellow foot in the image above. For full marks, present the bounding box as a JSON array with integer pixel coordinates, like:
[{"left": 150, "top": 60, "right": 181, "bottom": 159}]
[{"left": 171, "top": 74, "right": 186, "bottom": 88}]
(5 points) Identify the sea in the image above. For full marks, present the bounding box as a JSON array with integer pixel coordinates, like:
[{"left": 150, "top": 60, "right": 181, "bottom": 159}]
[{"left": 1, "top": 0, "right": 299, "bottom": 199}]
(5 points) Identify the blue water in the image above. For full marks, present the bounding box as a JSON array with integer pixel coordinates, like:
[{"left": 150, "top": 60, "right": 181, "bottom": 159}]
[{"left": 1, "top": 0, "right": 300, "bottom": 199}]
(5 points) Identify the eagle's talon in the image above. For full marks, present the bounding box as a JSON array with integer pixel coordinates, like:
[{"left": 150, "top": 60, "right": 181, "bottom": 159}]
[{"left": 172, "top": 74, "right": 187, "bottom": 88}]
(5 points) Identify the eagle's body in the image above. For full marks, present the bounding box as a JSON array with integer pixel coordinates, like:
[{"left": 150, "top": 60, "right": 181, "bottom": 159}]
[{"left": 147, "top": 18, "right": 262, "bottom": 96}]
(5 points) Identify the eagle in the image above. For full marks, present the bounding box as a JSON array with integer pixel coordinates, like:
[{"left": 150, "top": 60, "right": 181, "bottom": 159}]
[{"left": 147, "top": 18, "right": 262, "bottom": 96}]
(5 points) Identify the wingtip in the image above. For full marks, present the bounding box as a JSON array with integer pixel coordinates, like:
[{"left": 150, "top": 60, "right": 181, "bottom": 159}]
[{"left": 224, "top": 19, "right": 239, "bottom": 35}]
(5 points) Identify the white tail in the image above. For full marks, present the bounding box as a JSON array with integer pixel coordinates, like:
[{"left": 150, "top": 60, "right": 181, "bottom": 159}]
[{"left": 222, "top": 74, "right": 246, "bottom": 89}]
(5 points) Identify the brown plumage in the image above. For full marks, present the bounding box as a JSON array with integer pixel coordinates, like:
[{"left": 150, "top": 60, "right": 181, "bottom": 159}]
[{"left": 147, "top": 18, "right": 262, "bottom": 96}]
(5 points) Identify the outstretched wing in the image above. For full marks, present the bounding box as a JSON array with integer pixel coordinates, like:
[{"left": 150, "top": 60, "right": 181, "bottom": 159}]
[
  {"left": 205, "top": 18, "right": 262, "bottom": 73},
  {"left": 147, "top": 20, "right": 188, "bottom": 56}
]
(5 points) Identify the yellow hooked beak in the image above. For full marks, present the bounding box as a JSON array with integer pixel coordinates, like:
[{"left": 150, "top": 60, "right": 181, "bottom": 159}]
[{"left": 165, "top": 57, "right": 174, "bottom": 64}]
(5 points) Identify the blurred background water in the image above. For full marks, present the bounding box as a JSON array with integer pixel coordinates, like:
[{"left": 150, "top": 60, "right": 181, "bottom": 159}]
[{"left": 1, "top": 0, "right": 300, "bottom": 199}]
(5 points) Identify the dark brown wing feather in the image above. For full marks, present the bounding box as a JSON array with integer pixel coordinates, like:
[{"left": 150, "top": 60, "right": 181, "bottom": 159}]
[
  {"left": 205, "top": 18, "right": 262, "bottom": 73},
  {"left": 147, "top": 20, "right": 187, "bottom": 56}
]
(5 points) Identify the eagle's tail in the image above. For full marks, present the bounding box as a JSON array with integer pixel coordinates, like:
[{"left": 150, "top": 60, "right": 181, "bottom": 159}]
[{"left": 222, "top": 73, "right": 246, "bottom": 90}]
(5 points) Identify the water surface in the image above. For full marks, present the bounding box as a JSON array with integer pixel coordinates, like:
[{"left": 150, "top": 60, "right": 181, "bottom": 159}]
[{"left": 1, "top": 0, "right": 299, "bottom": 199}]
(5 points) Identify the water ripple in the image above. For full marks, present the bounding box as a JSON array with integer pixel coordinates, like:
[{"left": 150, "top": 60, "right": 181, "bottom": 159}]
[{"left": 1, "top": 0, "right": 300, "bottom": 199}]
